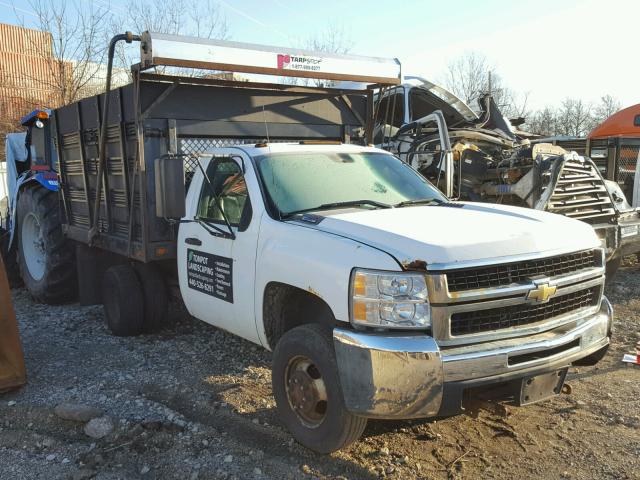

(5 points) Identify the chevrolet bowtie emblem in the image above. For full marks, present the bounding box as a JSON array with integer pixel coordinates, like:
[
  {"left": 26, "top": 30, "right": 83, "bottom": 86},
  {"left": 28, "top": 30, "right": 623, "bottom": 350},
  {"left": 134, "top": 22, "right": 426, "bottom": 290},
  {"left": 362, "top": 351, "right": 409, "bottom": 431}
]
[{"left": 527, "top": 283, "right": 557, "bottom": 303}]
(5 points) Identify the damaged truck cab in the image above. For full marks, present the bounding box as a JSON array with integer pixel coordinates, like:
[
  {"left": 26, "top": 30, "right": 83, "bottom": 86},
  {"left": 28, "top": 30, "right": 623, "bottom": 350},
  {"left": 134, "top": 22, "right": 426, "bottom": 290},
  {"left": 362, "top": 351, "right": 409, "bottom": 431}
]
[{"left": 373, "top": 77, "right": 640, "bottom": 277}]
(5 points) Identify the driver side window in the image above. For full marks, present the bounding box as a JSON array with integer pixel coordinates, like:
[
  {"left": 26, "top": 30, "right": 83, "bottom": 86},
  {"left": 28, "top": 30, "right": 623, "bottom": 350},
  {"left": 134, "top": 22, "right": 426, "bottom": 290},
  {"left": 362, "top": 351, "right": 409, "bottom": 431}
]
[{"left": 197, "top": 157, "right": 250, "bottom": 227}]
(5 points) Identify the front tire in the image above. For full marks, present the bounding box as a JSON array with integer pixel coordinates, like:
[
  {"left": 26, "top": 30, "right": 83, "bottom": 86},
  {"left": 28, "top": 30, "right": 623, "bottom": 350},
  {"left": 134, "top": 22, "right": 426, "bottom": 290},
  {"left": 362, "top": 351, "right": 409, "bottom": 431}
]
[
  {"left": 16, "top": 185, "right": 76, "bottom": 303},
  {"left": 272, "top": 324, "right": 367, "bottom": 453}
]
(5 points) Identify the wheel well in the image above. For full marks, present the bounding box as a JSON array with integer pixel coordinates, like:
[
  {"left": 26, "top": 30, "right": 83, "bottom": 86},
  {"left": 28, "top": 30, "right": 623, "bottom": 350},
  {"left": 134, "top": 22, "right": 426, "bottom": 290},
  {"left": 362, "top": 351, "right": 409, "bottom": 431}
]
[{"left": 263, "top": 282, "right": 337, "bottom": 350}]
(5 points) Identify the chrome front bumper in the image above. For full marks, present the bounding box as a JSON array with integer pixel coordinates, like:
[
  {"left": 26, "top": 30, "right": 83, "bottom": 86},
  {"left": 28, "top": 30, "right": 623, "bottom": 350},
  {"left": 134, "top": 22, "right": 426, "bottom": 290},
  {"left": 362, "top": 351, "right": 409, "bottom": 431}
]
[{"left": 333, "top": 297, "right": 612, "bottom": 420}]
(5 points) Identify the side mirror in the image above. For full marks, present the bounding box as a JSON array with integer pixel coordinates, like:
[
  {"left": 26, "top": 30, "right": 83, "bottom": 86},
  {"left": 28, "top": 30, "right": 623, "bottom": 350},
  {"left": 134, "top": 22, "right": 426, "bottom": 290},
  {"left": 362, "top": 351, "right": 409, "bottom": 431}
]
[{"left": 155, "top": 155, "right": 186, "bottom": 218}]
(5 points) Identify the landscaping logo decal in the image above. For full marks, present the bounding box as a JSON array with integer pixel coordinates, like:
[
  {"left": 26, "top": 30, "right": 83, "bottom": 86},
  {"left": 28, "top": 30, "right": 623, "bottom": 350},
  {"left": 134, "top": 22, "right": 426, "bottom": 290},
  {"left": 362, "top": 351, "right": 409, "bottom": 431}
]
[{"left": 186, "top": 249, "right": 233, "bottom": 303}]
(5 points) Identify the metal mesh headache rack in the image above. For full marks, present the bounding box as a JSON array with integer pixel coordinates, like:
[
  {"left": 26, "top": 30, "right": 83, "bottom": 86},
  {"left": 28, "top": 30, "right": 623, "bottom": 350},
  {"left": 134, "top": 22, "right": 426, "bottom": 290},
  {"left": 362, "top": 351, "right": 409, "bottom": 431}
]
[{"left": 178, "top": 137, "right": 293, "bottom": 189}]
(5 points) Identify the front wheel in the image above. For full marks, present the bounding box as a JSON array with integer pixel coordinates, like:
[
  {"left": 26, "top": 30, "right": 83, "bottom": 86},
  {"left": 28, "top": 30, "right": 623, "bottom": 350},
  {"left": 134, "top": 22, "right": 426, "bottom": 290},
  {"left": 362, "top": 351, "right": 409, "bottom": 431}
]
[
  {"left": 16, "top": 185, "right": 76, "bottom": 303},
  {"left": 272, "top": 323, "right": 367, "bottom": 453}
]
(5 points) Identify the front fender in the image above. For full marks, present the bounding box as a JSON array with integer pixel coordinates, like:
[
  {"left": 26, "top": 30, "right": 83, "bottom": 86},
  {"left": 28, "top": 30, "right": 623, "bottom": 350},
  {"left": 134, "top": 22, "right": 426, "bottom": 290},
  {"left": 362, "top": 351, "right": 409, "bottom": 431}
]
[
  {"left": 33, "top": 172, "right": 59, "bottom": 192},
  {"left": 254, "top": 218, "right": 400, "bottom": 348}
]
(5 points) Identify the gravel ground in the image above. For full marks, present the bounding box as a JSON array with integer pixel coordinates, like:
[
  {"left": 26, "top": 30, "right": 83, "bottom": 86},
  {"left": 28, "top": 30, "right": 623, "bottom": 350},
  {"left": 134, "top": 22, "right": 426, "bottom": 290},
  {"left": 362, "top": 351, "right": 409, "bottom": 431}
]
[{"left": 1, "top": 268, "right": 639, "bottom": 480}]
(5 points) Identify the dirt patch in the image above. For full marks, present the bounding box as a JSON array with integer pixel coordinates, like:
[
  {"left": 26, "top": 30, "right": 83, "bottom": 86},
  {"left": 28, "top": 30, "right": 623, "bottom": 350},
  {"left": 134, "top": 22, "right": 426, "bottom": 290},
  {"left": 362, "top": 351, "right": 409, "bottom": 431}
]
[{"left": 1, "top": 269, "right": 639, "bottom": 479}]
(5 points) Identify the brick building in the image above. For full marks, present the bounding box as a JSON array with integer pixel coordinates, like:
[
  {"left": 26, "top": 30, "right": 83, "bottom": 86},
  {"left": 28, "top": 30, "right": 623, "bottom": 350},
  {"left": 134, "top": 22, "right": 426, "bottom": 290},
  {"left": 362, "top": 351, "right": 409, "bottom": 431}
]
[{"left": 0, "top": 23, "right": 63, "bottom": 128}]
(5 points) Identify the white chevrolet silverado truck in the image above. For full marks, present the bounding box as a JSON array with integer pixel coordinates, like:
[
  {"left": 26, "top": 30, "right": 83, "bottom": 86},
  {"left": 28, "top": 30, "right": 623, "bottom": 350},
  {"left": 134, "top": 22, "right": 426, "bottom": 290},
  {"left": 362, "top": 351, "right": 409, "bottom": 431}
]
[{"left": 175, "top": 142, "right": 611, "bottom": 452}]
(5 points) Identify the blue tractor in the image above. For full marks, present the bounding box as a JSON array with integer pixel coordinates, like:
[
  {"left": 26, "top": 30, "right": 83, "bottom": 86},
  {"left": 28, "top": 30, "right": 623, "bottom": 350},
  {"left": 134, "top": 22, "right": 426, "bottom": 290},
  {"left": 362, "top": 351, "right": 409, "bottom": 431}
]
[{"left": 0, "top": 110, "right": 77, "bottom": 302}]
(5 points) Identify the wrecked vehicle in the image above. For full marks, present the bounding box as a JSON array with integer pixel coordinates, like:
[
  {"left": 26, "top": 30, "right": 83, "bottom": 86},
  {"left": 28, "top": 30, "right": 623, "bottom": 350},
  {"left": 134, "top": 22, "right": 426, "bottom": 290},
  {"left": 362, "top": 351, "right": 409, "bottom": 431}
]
[
  {"left": 2, "top": 34, "right": 613, "bottom": 453},
  {"left": 374, "top": 77, "right": 640, "bottom": 277}
]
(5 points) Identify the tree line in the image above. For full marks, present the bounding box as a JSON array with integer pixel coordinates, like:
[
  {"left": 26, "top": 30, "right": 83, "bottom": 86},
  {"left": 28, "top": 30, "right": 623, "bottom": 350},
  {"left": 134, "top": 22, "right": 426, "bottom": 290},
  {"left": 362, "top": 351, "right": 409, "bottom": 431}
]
[{"left": 442, "top": 52, "right": 622, "bottom": 137}]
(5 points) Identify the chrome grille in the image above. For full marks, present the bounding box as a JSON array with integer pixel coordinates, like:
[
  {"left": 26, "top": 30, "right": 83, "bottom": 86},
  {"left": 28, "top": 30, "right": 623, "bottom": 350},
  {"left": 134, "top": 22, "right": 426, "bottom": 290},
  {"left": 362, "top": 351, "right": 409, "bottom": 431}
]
[
  {"left": 445, "top": 250, "right": 597, "bottom": 292},
  {"left": 450, "top": 287, "right": 599, "bottom": 336},
  {"left": 547, "top": 158, "right": 616, "bottom": 224}
]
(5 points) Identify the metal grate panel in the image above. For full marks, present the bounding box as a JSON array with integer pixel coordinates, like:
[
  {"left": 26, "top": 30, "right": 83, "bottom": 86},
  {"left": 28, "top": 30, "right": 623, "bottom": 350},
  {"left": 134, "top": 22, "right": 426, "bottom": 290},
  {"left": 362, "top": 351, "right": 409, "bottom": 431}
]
[
  {"left": 547, "top": 158, "right": 616, "bottom": 224},
  {"left": 178, "top": 137, "right": 292, "bottom": 175},
  {"left": 178, "top": 137, "right": 292, "bottom": 159},
  {"left": 445, "top": 250, "right": 597, "bottom": 292},
  {"left": 450, "top": 287, "right": 599, "bottom": 336}
]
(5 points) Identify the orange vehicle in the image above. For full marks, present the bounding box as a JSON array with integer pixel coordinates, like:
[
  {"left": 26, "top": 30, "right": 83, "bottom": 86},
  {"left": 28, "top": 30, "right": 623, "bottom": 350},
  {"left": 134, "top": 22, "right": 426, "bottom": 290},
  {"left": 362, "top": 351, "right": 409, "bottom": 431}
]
[
  {"left": 0, "top": 252, "right": 26, "bottom": 392},
  {"left": 587, "top": 103, "right": 640, "bottom": 205},
  {"left": 589, "top": 103, "right": 640, "bottom": 140}
]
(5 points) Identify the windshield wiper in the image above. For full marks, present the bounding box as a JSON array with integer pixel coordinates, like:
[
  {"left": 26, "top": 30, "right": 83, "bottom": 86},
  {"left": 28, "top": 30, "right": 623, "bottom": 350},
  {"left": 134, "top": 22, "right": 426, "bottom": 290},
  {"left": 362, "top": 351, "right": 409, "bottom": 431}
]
[
  {"left": 394, "top": 198, "right": 444, "bottom": 208},
  {"left": 282, "top": 199, "right": 392, "bottom": 218}
]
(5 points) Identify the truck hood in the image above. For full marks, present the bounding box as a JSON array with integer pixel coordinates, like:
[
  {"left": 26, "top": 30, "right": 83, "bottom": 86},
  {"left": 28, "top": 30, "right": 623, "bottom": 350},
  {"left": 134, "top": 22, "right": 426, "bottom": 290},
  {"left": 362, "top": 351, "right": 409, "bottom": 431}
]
[{"left": 297, "top": 202, "right": 600, "bottom": 269}]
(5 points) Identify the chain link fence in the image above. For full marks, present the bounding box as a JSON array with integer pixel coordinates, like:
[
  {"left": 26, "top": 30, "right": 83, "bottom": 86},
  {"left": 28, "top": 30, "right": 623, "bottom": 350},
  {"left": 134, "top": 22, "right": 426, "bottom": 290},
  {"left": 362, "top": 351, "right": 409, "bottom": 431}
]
[{"left": 616, "top": 145, "right": 640, "bottom": 203}]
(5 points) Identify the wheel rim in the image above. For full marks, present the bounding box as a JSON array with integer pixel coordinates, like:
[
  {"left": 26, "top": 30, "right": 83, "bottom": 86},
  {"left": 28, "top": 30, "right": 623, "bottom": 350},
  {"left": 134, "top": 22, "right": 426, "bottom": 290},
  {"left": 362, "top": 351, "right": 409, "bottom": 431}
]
[
  {"left": 285, "top": 355, "right": 328, "bottom": 428},
  {"left": 21, "top": 212, "right": 46, "bottom": 281}
]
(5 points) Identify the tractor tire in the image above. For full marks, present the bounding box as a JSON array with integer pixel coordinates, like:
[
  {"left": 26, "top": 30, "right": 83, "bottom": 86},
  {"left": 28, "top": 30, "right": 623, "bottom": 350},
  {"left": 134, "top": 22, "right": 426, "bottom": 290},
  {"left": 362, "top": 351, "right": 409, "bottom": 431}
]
[
  {"left": 102, "top": 264, "right": 144, "bottom": 337},
  {"left": 133, "top": 262, "right": 168, "bottom": 333},
  {"left": 16, "top": 185, "right": 76, "bottom": 303},
  {"left": 272, "top": 323, "right": 367, "bottom": 453}
]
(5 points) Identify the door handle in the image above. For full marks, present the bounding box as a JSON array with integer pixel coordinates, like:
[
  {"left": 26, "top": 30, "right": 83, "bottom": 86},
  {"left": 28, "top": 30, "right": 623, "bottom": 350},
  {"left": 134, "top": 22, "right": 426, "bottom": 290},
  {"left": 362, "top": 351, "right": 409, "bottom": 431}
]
[{"left": 185, "top": 237, "right": 202, "bottom": 246}]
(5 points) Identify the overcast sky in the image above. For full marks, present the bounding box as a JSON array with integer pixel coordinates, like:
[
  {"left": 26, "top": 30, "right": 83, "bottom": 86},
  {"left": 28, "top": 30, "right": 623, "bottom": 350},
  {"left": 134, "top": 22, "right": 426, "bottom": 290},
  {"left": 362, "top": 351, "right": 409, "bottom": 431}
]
[{"left": 1, "top": 0, "right": 638, "bottom": 111}]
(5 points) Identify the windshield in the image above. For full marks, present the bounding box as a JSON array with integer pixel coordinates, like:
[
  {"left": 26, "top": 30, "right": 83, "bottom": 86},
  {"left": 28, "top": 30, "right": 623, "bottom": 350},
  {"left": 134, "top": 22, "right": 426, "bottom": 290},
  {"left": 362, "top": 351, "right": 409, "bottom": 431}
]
[{"left": 255, "top": 151, "right": 447, "bottom": 216}]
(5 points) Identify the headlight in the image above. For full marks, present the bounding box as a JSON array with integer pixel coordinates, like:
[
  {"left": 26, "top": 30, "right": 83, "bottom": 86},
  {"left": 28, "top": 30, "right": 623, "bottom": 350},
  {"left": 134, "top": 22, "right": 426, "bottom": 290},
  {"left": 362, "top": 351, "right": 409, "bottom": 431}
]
[{"left": 350, "top": 269, "right": 430, "bottom": 329}]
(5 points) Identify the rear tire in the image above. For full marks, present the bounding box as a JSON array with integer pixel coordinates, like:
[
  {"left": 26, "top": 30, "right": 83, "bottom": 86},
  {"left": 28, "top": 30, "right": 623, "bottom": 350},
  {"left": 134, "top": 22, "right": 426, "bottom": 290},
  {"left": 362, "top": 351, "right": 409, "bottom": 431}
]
[
  {"left": 102, "top": 264, "right": 144, "bottom": 337},
  {"left": 133, "top": 262, "right": 168, "bottom": 333},
  {"left": 272, "top": 323, "right": 367, "bottom": 453},
  {"left": 16, "top": 185, "right": 76, "bottom": 303}
]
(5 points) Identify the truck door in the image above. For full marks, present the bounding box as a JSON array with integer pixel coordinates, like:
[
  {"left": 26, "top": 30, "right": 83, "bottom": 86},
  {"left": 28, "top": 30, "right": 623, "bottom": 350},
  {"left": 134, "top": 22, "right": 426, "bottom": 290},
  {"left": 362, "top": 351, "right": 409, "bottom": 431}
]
[
  {"left": 178, "top": 154, "right": 260, "bottom": 344},
  {"left": 374, "top": 89, "right": 457, "bottom": 198}
]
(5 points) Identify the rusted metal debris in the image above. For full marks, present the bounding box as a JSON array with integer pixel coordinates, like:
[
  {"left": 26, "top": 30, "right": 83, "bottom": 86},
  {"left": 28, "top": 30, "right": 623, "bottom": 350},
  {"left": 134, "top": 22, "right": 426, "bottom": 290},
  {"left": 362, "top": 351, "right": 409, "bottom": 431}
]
[{"left": 0, "top": 252, "right": 26, "bottom": 393}]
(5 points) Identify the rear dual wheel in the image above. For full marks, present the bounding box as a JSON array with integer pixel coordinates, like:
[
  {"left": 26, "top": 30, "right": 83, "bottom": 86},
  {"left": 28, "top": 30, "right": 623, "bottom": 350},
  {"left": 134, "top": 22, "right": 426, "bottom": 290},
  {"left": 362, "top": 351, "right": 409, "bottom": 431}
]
[{"left": 101, "top": 262, "right": 167, "bottom": 336}]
